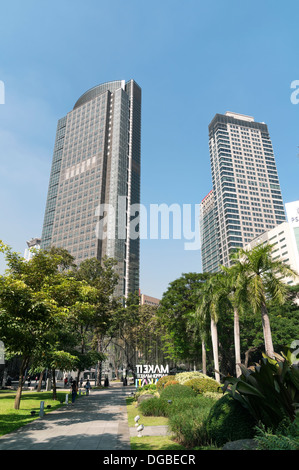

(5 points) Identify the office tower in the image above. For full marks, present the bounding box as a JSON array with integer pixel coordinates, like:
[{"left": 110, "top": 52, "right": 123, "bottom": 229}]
[
  {"left": 202, "top": 111, "right": 285, "bottom": 271},
  {"left": 140, "top": 293, "right": 160, "bottom": 307},
  {"left": 24, "top": 237, "right": 41, "bottom": 261},
  {"left": 200, "top": 190, "right": 220, "bottom": 272},
  {"left": 41, "top": 80, "right": 141, "bottom": 297}
]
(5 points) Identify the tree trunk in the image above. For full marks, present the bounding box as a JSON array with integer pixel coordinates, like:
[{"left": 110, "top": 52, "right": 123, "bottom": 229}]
[
  {"left": 52, "top": 368, "right": 57, "bottom": 400},
  {"left": 234, "top": 307, "right": 242, "bottom": 377},
  {"left": 244, "top": 347, "right": 258, "bottom": 368},
  {"left": 261, "top": 302, "right": 275, "bottom": 358},
  {"left": 14, "top": 356, "right": 29, "bottom": 410},
  {"left": 202, "top": 340, "right": 207, "bottom": 375},
  {"left": 76, "top": 370, "right": 81, "bottom": 384},
  {"left": 98, "top": 361, "right": 103, "bottom": 387},
  {"left": 37, "top": 371, "right": 44, "bottom": 392},
  {"left": 96, "top": 335, "right": 102, "bottom": 387},
  {"left": 210, "top": 318, "right": 220, "bottom": 383}
]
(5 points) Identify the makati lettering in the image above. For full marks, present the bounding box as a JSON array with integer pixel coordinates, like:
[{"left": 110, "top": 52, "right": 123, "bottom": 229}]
[{"left": 135, "top": 364, "right": 169, "bottom": 387}]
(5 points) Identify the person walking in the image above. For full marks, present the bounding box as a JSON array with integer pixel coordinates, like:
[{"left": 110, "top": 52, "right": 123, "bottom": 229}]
[
  {"left": 71, "top": 380, "right": 78, "bottom": 405},
  {"left": 85, "top": 380, "right": 91, "bottom": 396}
]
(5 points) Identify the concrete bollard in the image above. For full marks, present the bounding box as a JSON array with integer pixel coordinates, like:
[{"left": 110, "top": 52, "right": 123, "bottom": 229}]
[{"left": 39, "top": 401, "right": 45, "bottom": 418}]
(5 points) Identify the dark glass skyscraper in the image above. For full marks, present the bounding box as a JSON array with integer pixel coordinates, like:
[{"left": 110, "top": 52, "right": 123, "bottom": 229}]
[{"left": 41, "top": 80, "right": 141, "bottom": 297}]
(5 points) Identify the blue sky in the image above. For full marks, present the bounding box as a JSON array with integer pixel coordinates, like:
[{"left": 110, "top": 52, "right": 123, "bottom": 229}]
[{"left": 0, "top": 1, "right": 298, "bottom": 299}]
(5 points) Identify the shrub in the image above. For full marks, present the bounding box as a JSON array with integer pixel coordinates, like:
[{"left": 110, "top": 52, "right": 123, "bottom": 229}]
[
  {"left": 184, "top": 377, "right": 221, "bottom": 395},
  {"left": 135, "top": 389, "right": 159, "bottom": 400},
  {"left": 168, "top": 396, "right": 218, "bottom": 447},
  {"left": 175, "top": 371, "right": 208, "bottom": 384},
  {"left": 156, "top": 375, "right": 176, "bottom": 390},
  {"left": 138, "top": 397, "right": 169, "bottom": 417},
  {"left": 203, "top": 392, "right": 223, "bottom": 400},
  {"left": 134, "top": 383, "right": 157, "bottom": 399},
  {"left": 164, "top": 380, "right": 179, "bottom": 388},
  {"left": 222, "top": 351, "right": 299, "bottom": 429},
  {"left": 160, "top": 383, "right": 197, "bottom": 401},
  {"left": 204, "top": 393, "right": 256, "bottom": 447},
  {"left": 254, "top": 418, "right": 299, "bottom": 450}
]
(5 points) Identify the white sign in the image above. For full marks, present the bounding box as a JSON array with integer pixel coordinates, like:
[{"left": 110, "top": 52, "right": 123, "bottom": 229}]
[{"left": 286, "top": 201, "right": 299, "bottom": 228}]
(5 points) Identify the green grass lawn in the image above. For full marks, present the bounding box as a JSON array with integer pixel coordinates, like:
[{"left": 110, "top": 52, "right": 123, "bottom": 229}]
[
  {"left": 131, "top": 436, "right": 187, "bottom": 450},
  {"left": 0, "top": 389, "right": 73, "bottom": 437}
]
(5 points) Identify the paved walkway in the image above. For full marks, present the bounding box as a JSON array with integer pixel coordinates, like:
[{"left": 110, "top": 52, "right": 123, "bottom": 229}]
[{"left": 0, "top": 382, "right": 134, "bottom": 450}]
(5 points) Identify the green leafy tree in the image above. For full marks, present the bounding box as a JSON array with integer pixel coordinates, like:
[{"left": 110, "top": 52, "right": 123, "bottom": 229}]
[
  {"left": 158, "top": 272, "right": 210, "bottom": 367},
  {"left": 0, "top": 242, "right": 110, "bottom": 407},
  {"left": 0, "top": 242, "right": 75, "bottom": 409},
  {"left": 73, "top": 257, "right": 121, "bottom": 385}
]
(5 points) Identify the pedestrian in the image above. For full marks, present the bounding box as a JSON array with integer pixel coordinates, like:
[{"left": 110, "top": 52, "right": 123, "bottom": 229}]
[
  {"left": 85, "top": 379, "right": 91, "bottom": 396},
  {"left": 64, "top": 377, "right": 68, "bottom": 388},
  {"left": 80, "top": 377, "right": 83, "bottom": 388},
  {"left": 71, "top": 380, "right": 78, "bottom": 405}
]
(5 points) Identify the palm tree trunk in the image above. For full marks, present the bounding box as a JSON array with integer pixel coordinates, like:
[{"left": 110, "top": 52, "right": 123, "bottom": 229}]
[
  {"left": 261, "top": 302, "right": 274, "bottom": 358},
  {"left": 210, "top": 318, "right": 220, "bottom": 383},
  {"left": 202, "top": 340, "right": 207, "bottom": 375},
  {"left": 234, "top": 307, "right": 242, "bottom": 377}
]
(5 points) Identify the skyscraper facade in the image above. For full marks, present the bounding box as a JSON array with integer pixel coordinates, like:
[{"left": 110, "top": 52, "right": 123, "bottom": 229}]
[
  {"left": 41, "top": 80, "right": 141, "bottom": 297},
  {"left": 199, "top": 190, "right": 220, "bottom": 272},
  {"left": 201, "top": 111, "right": 285, "bottom": 271}
]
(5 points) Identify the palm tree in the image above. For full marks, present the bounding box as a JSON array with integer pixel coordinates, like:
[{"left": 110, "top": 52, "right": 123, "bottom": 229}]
[
  {"left": 221, "top": 257, "right": 249, "bottom": 377},
  {"left": 196, "top": 274, "right": 224, "bottom": 382},
  {"left": 190, "top": 304, "right": 208, "bottom": 375},
  {"left": 236, "top": 243, "right": 297, "bottom": 359}
]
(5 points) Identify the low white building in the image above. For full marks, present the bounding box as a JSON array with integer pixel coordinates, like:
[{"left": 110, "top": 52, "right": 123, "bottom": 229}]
[{"left": 245, "top": 219, "right": 299, "bottom": 286}]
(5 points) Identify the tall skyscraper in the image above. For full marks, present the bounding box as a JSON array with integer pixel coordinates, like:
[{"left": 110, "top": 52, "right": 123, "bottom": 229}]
[
  {"left": 199, "top": 190, "right": 220, "bottom": 273},
  {"left": 201, "top": 111, "right": 285, "bottom": 271},
  {"left": 41, "top": 80, "right": 141, "bottom": 297}
]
